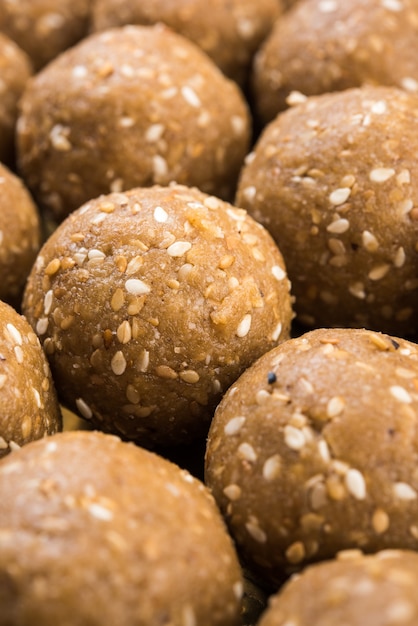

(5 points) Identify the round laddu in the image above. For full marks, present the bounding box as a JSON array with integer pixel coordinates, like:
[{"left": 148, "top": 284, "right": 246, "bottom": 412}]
[
  {"left": 90, "top": 0, "right": 282, "bottom": 86},
  {"left": 0, "top": 33, "right": 32, "bottom": 168},
  {"left": 0, "top": 300, "right": 61, "bottom": 458},
  {"left": 0, "top": 430, "right": 243, "bottom": 626},
  {"left": 0, "top": 0, "right": 91, "bottom": 71},
  {"left": 252, "top": 0, "right": 418, "bottom": 125},
  {"left": 258, "top": 549, "right": 418, "bottom": 626},
  {"left": 205, "top": 327, "right": 418, "bottom": 588},
  {"left": 0, "top": 163, "right": 42, "bottom": 308},
  {"left": 236, "top": 85, "right": 418, "bottom": 336},
  {"left": 16, "top": 24, "right": 251, "bottom": 223},
  {"left": 22, "top": 184, "right": 293, "bottom": 449}
]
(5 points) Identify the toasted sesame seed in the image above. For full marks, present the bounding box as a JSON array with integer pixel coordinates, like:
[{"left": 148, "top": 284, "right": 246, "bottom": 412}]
[
  {"left": 372, "top": 508, "right": 390, "bottom": 534},
  {"left": 368, "top": 264, "right": 391, "bottom": 280},
  {"left": 223, "top": 484, "right": 242, "bottom": 500},
  {"left": 45, "top": 258, "right": 61, "bottom": 275},
  {"left": 167, "top": 241, "right": 192, "bottom": 257},
  {"left": 125, "top": 385, "right": 140, "bottom": 404},
  {"left": 155, "top": 365, "right": 178, "bottom": 379},
  {"left": 50, "top": 124, "right": 71, "bottom": 151},
  {"left": 326, "top": 396, "right": 345, "bottom": 418},
  {"left": 393, "top": 247, "right": 406, "bottom": 268},
  {"left": 238, "top": 442, "right": 257, "bottom": 462},
  {"left": 179, "top": 370, "right": 200, "bottom": 384},
  {"left": 272, "top": 265, "right": 286, "bottom": 280},
  {"left": 116, "top": 321, "right": 131, "bottom": 344},
  {"left": 262, "top": 454, "right": 281, "bottom": 480},
  {"left": 285, "top": 541, "right": 306, "bottom": 564},
  {"left": 245, "top": 520, "right": 267, "bottom": 543},
  {"left": 345, "top": 469, "right": 367, "bottom": 500},
  {"left": 6, "top": 323, "right": 22, "bottom": 346},
  {"left": 329, "top": 187, "right": 351, "bottom": 206},
  {"left": 327, "top": 218, "right": 350, "bottom": 234},
  {"left": 256, "top": 389, "right": 271, "bottom": 405},
  {"left": 318, "top": 439, "right": 331, "bottom": 463},
  {"left": 145, "top": 123, "right": 164, "bottom": 143},
  {"left": 284, "top": 425, "right": 306, "bottom": 450},
  {"left": 125, "top": 279, "right": 150, "bottom": 295},
  {"left": 390, "top": 385, "right": 412, "bottom": 403},
  {"left": 111, "top": 351, "right": 127, "bottom": 376},
  {"left": 181, "top": 86, "right": 201, "bottom": 107},
  {"left": 153, "top": 205, "right": 168, "bottom": 223},
  {"left": 362, "top": 230, "right": 379, "bottom": 252},
  {"left": 393, "top": 482, "right": 417, "bottom": 500},
  {"left": 369, "top": 168, "right": 395, "bottom": 183},
  {"left": 236, "top": 314, "right": 252, "bottom": 338},
  {"left": 111, "top": 288, "right": 125, "bottom": 311},
  {"left": 36, "top": 318, "right": 49, "bottom": 335}
]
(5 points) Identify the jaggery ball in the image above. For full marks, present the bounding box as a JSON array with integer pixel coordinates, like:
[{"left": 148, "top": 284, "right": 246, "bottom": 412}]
[
  {"left": 0, "top": 33, "right": 32, "bottom": 167},
  {"left": 17, "top": 24, "right": 251, "bottom": 222},
  {"left": 0, "top": 300, "right": 61, "bottom": 458},
  {"left": 258, "top": 550, "right": 418, "bottom": 626},
  {"left": 0, "top": 0, "right": 91, "bottom": 71},
  {"left": 236, "top": 85, "right": 418, "bottom": 336},
  {"left": 0, "top": 430, "right": 243, "bottom": 626},
  {"left": 205, "top": 327, "right": 418, "bottom": 588},
  {"left": 22, "top": 184, "right": 293, "bottom": 449},
  {"left": 252, "top": 0, "right": 418, "bottom": 125},
  {"left": 0, "top": 163, "right": 42, "bottom": 308},
  {"left": 90, "top": 0, "right": 282, "bottom": 86}
]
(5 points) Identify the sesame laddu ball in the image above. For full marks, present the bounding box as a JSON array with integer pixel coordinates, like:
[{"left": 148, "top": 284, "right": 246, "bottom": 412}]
[
  {"left": 0, "top": 430, "right": 243, "bottom": 626},
  {"left": 236, "top": 85, "right": 418, "bottom": 336},
  {"left": 0, "top": 0, "right": 91, "bottom": 71},
  {"left": 0, "top": 33, "right": 32, "bottom": 168},
  {"left": 90, "top": 0, "right": 282, "bottom": 87},
  {"left": 252, "top": 0, "right": 418, "bottom": 125},
  {"left": 205, "top": 327, "right": 418, "bottom": 588},
  {"left": 22, "top": 184, "right": 293, "bottom": 449},
  {"left": 258, "top": 550, "right": 418, "bottom": 626},
  {"left": 16, "top": 24, "right": 251, "bottom": 223},
  {"left": 0, "top": 300, "right": 61, "bottom": 458},
  {"left": 0, "top": 163, "right": 42, "bottom": 309}
]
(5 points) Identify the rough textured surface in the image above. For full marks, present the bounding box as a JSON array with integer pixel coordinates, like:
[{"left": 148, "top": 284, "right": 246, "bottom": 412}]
[
  {"left": 22, "top": 184, "right": 292, "bottom": 449},
  {"left": 252, "top": 0, "right": 418, "bottom": 125},
  {"left": 0, "top": 0, "right": 91, "bottom": 71},
  {"left": 90, "top": 0, "right": 282, "bottom": 86},
  {"left": 0, "top": 300, "right": 61, "bottom": 458},
  {"left": 236, "top": 85, "right": 418, "bottom": 336},
  {"left": 0, "top": 33, "right": 32, "bottom": 168},
  {"left": 205, "top": 328, "right": 418, "bottom": 588},
  {"left": 258, "top": 549, "right": 418, "bottom": 626},
  {"left": 17, "top": 24, "right": 251, "bottom": 222},
  {"left": 0, "top": 163, "right": 41, "bottom": 308},
  {"left": 0, "top": 430, "right": 243, "bottom": 626}
]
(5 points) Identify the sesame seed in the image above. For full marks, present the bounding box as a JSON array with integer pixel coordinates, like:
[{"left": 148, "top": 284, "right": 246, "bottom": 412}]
[
  {"left": 245, "top": 520, "right": 267, "bottom": 543},
  {"left": 284, "top": 425, "right": 306, "bottom": 450},
  {"left": 167, "top": 241, "right": 192, "bottom": 257},
  {"left": 285, "top": 541, "right": 306, "bottom": 564},
  {"left": 286, "top": 90, "right": 308, "bottom": 106},
  {"left": 262, "top": 455, "right": 281, "bottom": 480},
  {"left": 44, "top": 290, "right": 53, "bottom": 315},
  {"left": 36, "top": 318, "right": 49, "bottom": 335},
  {"left": 125, "top": 256, "right": 143, "bottom": 275},
  {"left": 326, "top": 396, "right": 345, "bottom": 418},
  {"left": 126, "top": 385, "right": 140, "bottom": 404},
  {"left": 179, "top": 370, "right": 200, "bottom": 384},
  {"left": 231, "top": 116, "right": 246, "bottom": 135},
  {"left": 0, "top": 437, "right": 8, "bottom": 450},
  {"left": 88, "top": 503, "right": 114, "bottom": 521},
  {"left": 45, "top": 258, "right": 61, "bottom": 275},
  {"left": 223, "top": 484, "right": 242, "bottom": 500},
  {"left": 318, "top": 439, "right": 331, "bottom": 463},
  {"left": 362, "top": 230, "right": 379, "bottom": 252},
  {"left": 88, "top": 249, "right": 106, "bottom": 261},
  {"left": 6, "top": 323, "right": 22, "bottom": 346},
  {"left": 49, "top": 124, "right": 71, "bottom": 151},
  {"left": 390, "top": 385, "right": 412, "bottom": 403},
  {"left": 272, "top": 265, "right": 286, "bottom": 280},
  {"left": 137, "top": 349, "right": 149, "bottom": 372},
  {"left": 256, "top": 389, "right": 271, "bottom": 405},
  {"left": 117, "top": 321, "right": 131, "bottom": 344},
  {"left": 345, "top": 469, "right": 367, "bottom": 500},
  {"left": 236, "top": 314, "right": 252, "bottom": 338},
  {"left": 393, "top": 482, "right": 417, "bottom": 500},
  {"left": 271, "top": 321, "right": 283, "bottom": 342},
  {"left": 155, "top": 365, "right": 178, "bottom": 379},
  {"left": 242, "top": 186, "right": 257, "bottom": 202},
  {"left": 372, "top": 508, "right": 390, "bottom": 534},
  {"left": 153, "top": 155, "right": 168, "bottom": 179},
  {"left": 181, "top": 86, "right": 201, "bottom": 107},
  {"left": 111, "top": 288, "right": 125, "bottom": 311},
  {"left": 0, "top": 375, "right": 6, "bottom": 389},
  {"left": 401, "top": 76, "right": 418, "bottom": 92},
  {"left": 368, "top": 264, "right": 391, "bottom": 280},
  {"left": 369, "top": 168, "right": 395, "bottom": 183},
  {"left": 329, "top": 187, "right": 351, "bottom": 206},
  {"left": 393, "top": 247, "right": 406, "bottom": 268},
  {"left": 9, "top": 441, "right": 20, "bottom": 452},
  {"left": 72, "top": 65, "right": 88, "bottom": 78},
  {"left": 237, "top": 442, "right": 257, "bottom": 462},
  {"left": 145, "top": 123, "right": 164, "bottom": 143},
  {"left": 119, "top": 117, "right": 134, "bottom": 128},
  {"left": 381, "top": 0, "right": 403, "bottom": 10},
  {"left": 14, "top": 346, "right": 23, "bottom": 363},
  {"left": 326, "top": 218, "right": 350, "bottom": 234},
  {"left": 111, "top": 351, "right": 127, "bottom": 376},
  {"left": 153, "top": 206, "right": 168, "bottom": 223},
  {"left": 370, "top": 100, "right": 388, "bottom": 114},
  {"left": 125, "top": 279, "right": 150, "bottom": 295}
]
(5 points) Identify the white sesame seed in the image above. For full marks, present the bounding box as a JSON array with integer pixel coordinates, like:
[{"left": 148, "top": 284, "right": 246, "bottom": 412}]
[
  {"left": 88, "top": 503, "right": 114, "bottom": 521},
  {"left": 119, "top": 116, "right": 135, "bottom": 128},
  {"left": 390, "top": 385, "right": 412, "bottom": 403},
  {"left": 370, "top": 100, "right": 388, "bottom": 114},
  {"left": 362, "top": 230, "right": 379, "bottom": 252},
  {"left": 117, "top": 321, "right": 131, "bottom": 344},
  {"left": 44, "top": 290, "right": 53, "bottom": 315},
  {"left": 284, "top": 425, "right": 306, "bottom": 451},
  {"left": 49, "top": 124, "right": 71, "bottom": 151},
  {"left": 237, "top": 17, "right": 255, "bottom": 38},
  {"left": 393, "top": 482, "right": 417, "bottom": 500},
  {"left": 256, "top": 389, "right": 271, "bottom": 405},
  {"left": 88, "top": 249, "right": 106, "bottom": 261},
  {"left": 271, "top": 321, "right": 283, "bottom": 342},
  {"left": 152, "top": 155, "right": 168, "bottom": 179},
  {"left": 238, "top": 442, "right": 257, "bottom": 462},
  {"left": 167, "top": 241, "right": 192, "bottom": 257},
  {"left": 368, "top": 264, "right": 390, "bottom": 280},
  {"left": 145, "top": 123, "right": 164, "bottom": 142},
  {"left": 272, "top": 265, "right": 286, "bottom": 280},
  {"left": 223, "top": 484, "right": 242, "bottom": 500},
  {"left": 36, "top": 318, "right": 49, "bottom": 335},
  {"left": 153, "top": 205, "right": 168, "bottom": 223},
  {"left": 236, "top": 314, "right": 252, "bottom": 338},
  {"left": 224, "top": 416, "right": 246, "bottom": 436},
  {"left": 286, "top": 90, "right": 308, "bottom": 106},
  {"left": 329, "top": 187, "right": 351, "bottom": 206},
  {"left": 369, "top": 168, "right": 395, "bottom": 183},
  {"left": 125, "top": 279, "right": 150, "bottom": 295},
  {"left": 72, "top": 65, "right": 88, "bottom": 78},
  {"left": 126, "top": 256, "right": 143, "bottom": 275},
  {"left": 397, "top": 169, "right": 411, "bottom": 185},
  {"left": 345, "top": 469, "right": 367, "bottom": 500},
  {"left": 242, "top": 185, "right": 257, "bottom": 202},
  {"left": 326, "top": 396, "right": 345, "bottom": 418},
  {"left": 319, "top": 0, "right": 337, "bottom": 11},
  {"left": 33, "top": 388, "right": 41, "bottom": 409},
  {"left": 245, "top": 520, "right": 267, "bottom": 543},
  {"left": 181, "top": 86, "right": 201, "bottom": 107},
  {"left": 262, "top": 455, "right": 281, "bottom": 480},
  {"left": 6, "top": 323, "right": 22, "bottom": 345},
  {"left": 318, "top": 440, "right": 331, "bottom": 463},
  {"left": 393, "top": 246, "right": 406, "bottom": 268},
  {"left": 233, "top": 581, "right": 244, "bottom": 600},
  {"left": 326, "top": 218, "right": 350, "bottom": 234},
  {"left": 111, "top": 351, "right": 127, "bottom": 376},
  {"left": 14, "top": 346, "right": 23, "bottom": 363},
  {"left": 137, "top": 349, "right": 149, "bottom": 372},
  {"left": 231, "top": 116, "right": 246, "bottom": 135},
  {"left": 398, "top": 199, "right": 414, "bottom": 215},
  {"left": 381, "top": 0, "right": 403, "bottom": 10}
]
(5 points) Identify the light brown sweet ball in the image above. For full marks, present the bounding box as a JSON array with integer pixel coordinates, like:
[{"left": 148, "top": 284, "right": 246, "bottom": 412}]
[
  {"left": 236, "top": 85, "right": 418, "bottom": 336},
  {"left": 0, "top": 163, "right": 42, "bottom": 309},
  {"left": 22, "top": 184, "right": 293, "bottom": 449},
  {"left": 258, "top": 550, "right": 418, "bottom": 626},
  {"left": 90, "top": 0, "right": 282, "bottom": 87},
  {"left": 0, "top": 33, "right": 32, "bottom": 168},
  {"left": 0, "top": 0, "right": 91, "bottom": 72},
  {"left": 16, "top": 24, "right": 251, "bottom": 223},
  {"left": 252, "top": 0, "right": 418, "bottom": 125},
  {"left": 0, "top": 430, "right": 243, "bottom": 626},
  {"left": 0, "top": 300, "right": 61, "bottom": 458},
  {"left": 205, "top": 327, "right": 418, "bottom": 588}
]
